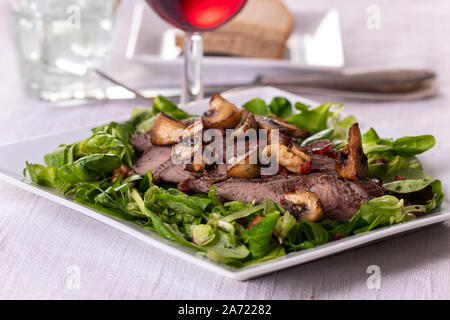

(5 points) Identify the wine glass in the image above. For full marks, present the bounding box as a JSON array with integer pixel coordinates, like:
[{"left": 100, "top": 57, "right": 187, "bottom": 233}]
[{"left": 146, "top": 0, "right": 248, "bottom": 103}]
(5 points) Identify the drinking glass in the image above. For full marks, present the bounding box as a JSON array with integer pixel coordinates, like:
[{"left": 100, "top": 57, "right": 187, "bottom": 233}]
[
  {"left": 9, "top": 0, "right": 120, "bottom": 103},
  {"left": 145, "top": 0, "right": 247, "bottom": 103}
]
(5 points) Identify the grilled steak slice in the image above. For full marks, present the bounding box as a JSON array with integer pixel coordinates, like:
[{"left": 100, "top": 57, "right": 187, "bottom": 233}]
[
  {"left": 131, "top": 135, "right": 382, "bottom": 221},
  {"left": 132, "top": 141, "right": 193, "bottom": 183},
  {"left": 214, "top": 174, "right": 384, "bottom": 221},
  {"left": 302, "top": 140, "right": 337, "bottom": 175},
  {"left": 309, "top": 154, "right": 336, "bottom": 175},
  {"left": 178, "top": 163, "right": 229, "bottom": 193},
  {"left": 131, "top": 133, "right": 153, "bottom": 153}
]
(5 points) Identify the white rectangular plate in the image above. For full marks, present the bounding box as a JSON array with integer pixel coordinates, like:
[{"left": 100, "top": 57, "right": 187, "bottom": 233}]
[{"left": 1, "top": 87, "right": 449, "bottom": 281}]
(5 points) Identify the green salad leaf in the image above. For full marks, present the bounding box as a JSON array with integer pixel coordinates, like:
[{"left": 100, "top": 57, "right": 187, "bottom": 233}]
[
  {"left": 242, "top": 98, "right": 271, "bottom": 115},
  {"left": 300, "top": 128, "right": 334, "bottom": 146},
  {"left": 248, "top": 212, "right": 280, "bottom": 258},
  {"left": 392, "top": 135, "right": 436, "bottom": 157},
  {"left": 58, "top": 154, "right": 121, "bottom": 184},
  {"left": 289, "top": 102, "right": 337, "bottom": 134},
  {"left": 25, "top": 162, "right": 72, "bottom": 193},
  {"left": 153, "top": 95, "right": 192, "bottom": 119},
  {"left": 205, "top": 230, "right": 249, "bottom": 259},
  {"left": 269, "top": 97, "right": 292, "bottom": 118}
]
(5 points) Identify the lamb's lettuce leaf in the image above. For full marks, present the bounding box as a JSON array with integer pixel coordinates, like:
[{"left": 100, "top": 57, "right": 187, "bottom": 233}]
[
  {"left": 58, "top": 154, "right": 121, "bottom": 184},
  {"left": 205, "top": 230, "right": 249, "bottom": 259},
  {"left": 242, "top": 98, "right": 271, "bottom": 115},
  {"left": 152, "top": 95, "right": 192, "bottom": 119},
  {"left": 25, "top": 162, "right": 72, "bottom": 193},
  {"left": 247, "top": 211, "right": 280, "bottom": 258},
  {"left": 289, "top": 102, "right": 337, "bottom": 134},
  {"left": 269, "top": 97, "right": 292, "bottom": 118}
]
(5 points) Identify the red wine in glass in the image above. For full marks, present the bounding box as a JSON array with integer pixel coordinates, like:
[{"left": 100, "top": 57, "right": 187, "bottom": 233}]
[
  {"left": 147, "top": 0, "right": 248, "bottom": 32},
  {"left": 146, "top": 0, "right": 248, "bottom": 103}
]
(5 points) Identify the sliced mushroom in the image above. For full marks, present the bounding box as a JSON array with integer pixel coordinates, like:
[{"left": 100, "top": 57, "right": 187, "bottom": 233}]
[
  {"left": 232, "top": 112, "right": 258, "bottom": 137},
  {"left": 335, "top": 123, "right": 368, "bottom": 180},
  {"left": 284, "top": 190, "right": 324, "bottom": 222},
  {"left": 183, "top": 119, "right": 204, "bottom": 138},
  {"left": 171, "top": 120, "right": 203, "bottom": 163},
  {"left": 262, "top": 144, "right": 311, "bottom": 174},
  {"left": 268, "top": 131, "right": 292, "bottom": 147},
  {"left": 255, "top": 115, "right": 309, "bottom": 139},
  {"left": 185, "top": 162, "right": 205, "bottom": 173},
  {"left": 227, "top": 147, "right": 260, "bottom": 178},
  {"left": 202, "top": 94, "right": 242, "bottom": 129},
  {"left": 151, "top": 113, "right": 186, "bottom": 145}
]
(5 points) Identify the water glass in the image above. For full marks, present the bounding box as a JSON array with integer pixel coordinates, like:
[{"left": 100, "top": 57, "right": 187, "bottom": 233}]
[{"left": 9, "top": 0, "right": 120, "bottom": 103}]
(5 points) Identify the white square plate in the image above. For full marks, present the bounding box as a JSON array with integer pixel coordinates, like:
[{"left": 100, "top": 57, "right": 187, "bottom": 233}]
[{"left": 1, "top": 87, "right": 449, "bottom": 281}]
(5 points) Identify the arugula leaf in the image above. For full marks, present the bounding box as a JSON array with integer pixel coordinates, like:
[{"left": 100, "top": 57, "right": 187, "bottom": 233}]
[{"left": 247, "top": 211, "right": 280, "bottom": 258}]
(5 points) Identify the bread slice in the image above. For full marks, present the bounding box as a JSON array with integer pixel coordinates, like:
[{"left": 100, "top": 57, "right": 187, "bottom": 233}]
[{"left": 175, "top": 0, "right": 294, "bottom": 59}]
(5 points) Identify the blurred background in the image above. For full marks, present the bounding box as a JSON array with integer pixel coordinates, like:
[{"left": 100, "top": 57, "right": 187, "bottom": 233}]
[{"left": 1, "top": 0, "right": 448, "bottom": 151}]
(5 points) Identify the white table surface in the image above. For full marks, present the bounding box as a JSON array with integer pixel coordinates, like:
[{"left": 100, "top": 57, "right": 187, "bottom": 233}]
[{"left": 1, "top": 0, "right": 450, "bottom": 299}]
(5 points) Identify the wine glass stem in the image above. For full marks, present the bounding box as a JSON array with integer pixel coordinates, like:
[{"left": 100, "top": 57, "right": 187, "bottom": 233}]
[{"left": 182, "top": 32, "right": 204, "bottom": 103}]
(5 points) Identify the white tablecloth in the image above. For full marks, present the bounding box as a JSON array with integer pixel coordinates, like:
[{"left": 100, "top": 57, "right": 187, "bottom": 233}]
[{"left": 1, "top": 0, "right": 450, "bottom": 299}]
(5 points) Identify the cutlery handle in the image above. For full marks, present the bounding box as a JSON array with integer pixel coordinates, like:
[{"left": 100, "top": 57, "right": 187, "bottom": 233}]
[{"left": 259, "top": 68, "right": 436, "bottom": 93}]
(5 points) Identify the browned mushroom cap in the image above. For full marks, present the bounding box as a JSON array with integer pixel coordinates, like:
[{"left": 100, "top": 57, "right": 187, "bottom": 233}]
[
  {"left": 227, "top": 147, "right": 260, "bottom": 178},
  {"left": 335, "top": 123, "right": 368, "bottom": 180},
  {"left": 202, "top": 94, "right": 242, "bottom": 129},
  {"left": 284, "top": 190, "right": 324, "bottom": 222},
  {"left": 185, "top": 162, "right": 205, "bottom": 173},
  {"left": 171, "top": 120, "right": 203, "bottom": 163},
  {"left": 262, "top": 144, "right": 310, "bottom": 175},
  {"left": 268, "top": 130, "right": 292, "bottom": 147},
  {"left": 232, "top": 112, "right": 258, "bottom": 137},
  {"left": 254, "top": 115, "right": 309, "bottom": 139},
  {"left": 151, "top": 113, "right": 186, "bottom": 145}
]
